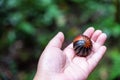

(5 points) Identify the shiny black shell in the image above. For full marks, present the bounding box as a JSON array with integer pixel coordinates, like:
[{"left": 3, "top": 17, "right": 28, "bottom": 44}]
[{"left": 73, "top": 35, "right": 92, "bottom": 57}]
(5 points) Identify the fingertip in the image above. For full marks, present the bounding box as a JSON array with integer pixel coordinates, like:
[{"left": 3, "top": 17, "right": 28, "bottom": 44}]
[
  {"left": 101, "top": 45, "right": 107, "bottom": 52},
  {"left": 58, "top": 31, "right": 64, "bottom": 36},
  {"left": 96, "top": 33, "right": 107, "bottom": 45},
  {"left": 58, "top": 31, "right": 64, "bottom": 41},
  {"left": 89, "top": 27, "right": 95, "bottom": 30},
  {"left": 91, "top": 30, "right": 102, "bottom": 41},
  {"left": 83, "top": 27, "right": 95, "bottom": 37},
  {"left": 47, "top": 31, "right": 64, "bottom": 48},
  {"left": 88, "top": 27, "right": 95, "bottom": 32},
  {"left": 102, "top": 33, "right": 107, "bottom": 39},
  {"left": 95, "top": 30, "right": 102, "bottom": 34},
  {"left": 56, "top": 32, "right": 64, "bottom": 43}
]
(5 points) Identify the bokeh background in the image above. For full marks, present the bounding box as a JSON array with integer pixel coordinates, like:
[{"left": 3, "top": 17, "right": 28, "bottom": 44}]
[{"left": 0, "top": 0, "right": 120, "bottom": 80}]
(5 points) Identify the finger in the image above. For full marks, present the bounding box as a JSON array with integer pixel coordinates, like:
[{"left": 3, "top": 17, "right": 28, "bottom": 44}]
[
  {"left": 83, "top": 27, "right": 95, "bottom": 38},
  {"left": 96, "top": 33, "right": 107, "bottom": 45},
  {"left": 88, "top": 46, "right": 107, "bottom": 69},
  {"left": 94, "top": 33, "right": 107, "bottom": 51},
  {"left": 47, "top": 32, "right": 64, "bottom": 48},
  {"left": 91, "top": 30, "right": 102, "bottom": 42}
]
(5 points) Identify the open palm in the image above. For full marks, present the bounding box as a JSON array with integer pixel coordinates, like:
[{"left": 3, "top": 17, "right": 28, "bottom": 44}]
[{"left": 34, "top": 27, "right": 107, "bottom": 80}]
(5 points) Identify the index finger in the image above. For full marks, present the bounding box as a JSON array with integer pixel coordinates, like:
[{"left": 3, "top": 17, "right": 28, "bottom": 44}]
[{"left": 83, "top": 27, "right": 95, "bottom": 38}]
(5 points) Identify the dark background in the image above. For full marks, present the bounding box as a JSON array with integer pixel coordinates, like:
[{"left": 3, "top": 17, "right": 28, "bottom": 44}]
[{"left": 0, "top": 0, "right": 120, "bottom": 80}]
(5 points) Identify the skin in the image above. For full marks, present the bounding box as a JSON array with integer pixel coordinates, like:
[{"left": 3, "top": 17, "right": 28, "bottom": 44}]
[{"left": 34, "top": 27, "right": 107, "bottom": 80}]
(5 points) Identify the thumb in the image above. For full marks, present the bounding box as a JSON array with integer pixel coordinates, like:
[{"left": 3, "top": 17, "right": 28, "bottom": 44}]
[{"left": 47, "top": 32, "right": 64, "bottom": 49}]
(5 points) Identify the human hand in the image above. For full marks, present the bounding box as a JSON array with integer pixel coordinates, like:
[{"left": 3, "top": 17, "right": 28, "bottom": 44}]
[{"left": 34, "top": 27, "right": 107, "bottom": 80}]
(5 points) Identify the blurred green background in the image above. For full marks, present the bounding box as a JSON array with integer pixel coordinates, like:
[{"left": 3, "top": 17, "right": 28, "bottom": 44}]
[{"left": 0, "top": 0, "right": 120, "bottom": 80}]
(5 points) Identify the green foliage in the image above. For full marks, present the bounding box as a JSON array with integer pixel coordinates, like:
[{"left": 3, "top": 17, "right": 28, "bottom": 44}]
[
  {"left": 7, "top": 30, "right": 16, "bottom": 44},
  {"left": 0, "top": 0, "right": 120, "bottom": 80},
  {"left": 17, "top": 22, "right": 36, "bottom": 35},
  {"left": 108, "top": 48, "right": 120, "bottom": 80}
]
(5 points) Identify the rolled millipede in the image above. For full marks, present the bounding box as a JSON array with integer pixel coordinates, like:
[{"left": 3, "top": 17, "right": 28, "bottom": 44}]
[{"left": 73, "top": 35, "right": 92, "bottom": 57}]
